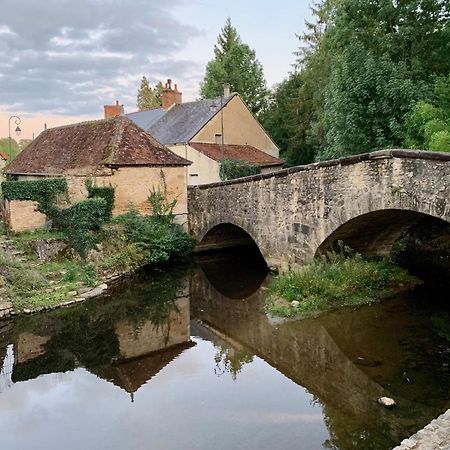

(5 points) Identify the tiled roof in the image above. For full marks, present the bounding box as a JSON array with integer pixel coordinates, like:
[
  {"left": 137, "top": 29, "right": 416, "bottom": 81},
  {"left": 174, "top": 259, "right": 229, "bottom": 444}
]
[
  {"left": 126, "top": 95, "right": 235, "bottom": 145},
  {"left": 189, "top": 142, "right": 284, "bottom": 167},
  {"left": 0, "top": 150, "right": 7, "bottom": 161},
  {"left": 5, "top": 116, "right": 190, "bottom": 175}
]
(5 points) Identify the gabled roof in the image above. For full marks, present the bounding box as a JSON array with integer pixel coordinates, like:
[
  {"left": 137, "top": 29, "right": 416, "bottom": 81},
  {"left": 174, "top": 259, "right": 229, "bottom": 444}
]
[
  {"left": 126, "top": 95, "right": 236, "bottom": 145},
  {"left": 189, "top": 142, "right": 284, "bottom": 167},
  {"left": 5, "top": 116, "right": 190, "bottom": 176},
  {"left": 126, "top": 107, "right": 166, "bottom": 131}
]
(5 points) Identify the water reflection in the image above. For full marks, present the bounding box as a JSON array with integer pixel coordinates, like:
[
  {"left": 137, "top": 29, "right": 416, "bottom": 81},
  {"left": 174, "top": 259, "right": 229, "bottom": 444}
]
[
  {"left": 1, "top": 267, "right": 193, "bottom": 397},
  {"left": 0, "top": 253, "right": 448, "bottom": 450},
  {"left": 192, "top": 249, "right": 450, "bottom": 449}
]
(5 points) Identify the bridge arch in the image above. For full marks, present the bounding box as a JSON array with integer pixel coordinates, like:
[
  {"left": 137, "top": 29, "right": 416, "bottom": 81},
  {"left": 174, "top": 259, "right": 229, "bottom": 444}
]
[
  {"left": 196, "top": 221, "right": 269, "bottom": 265},
  {"left": 315, "top": 209, "right": 450, "bottom": 257}
]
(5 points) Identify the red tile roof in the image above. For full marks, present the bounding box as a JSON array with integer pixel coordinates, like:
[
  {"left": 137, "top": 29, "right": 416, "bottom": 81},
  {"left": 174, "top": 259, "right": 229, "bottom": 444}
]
[
  {"left": 0, "top": 150, "right": 7, "bottom": 161},
  {"left": 5, "top": 116, "right": 190, "bottom": 175},
  {"left": 189, "top": 142, "right": 284, "bottom": 167}
]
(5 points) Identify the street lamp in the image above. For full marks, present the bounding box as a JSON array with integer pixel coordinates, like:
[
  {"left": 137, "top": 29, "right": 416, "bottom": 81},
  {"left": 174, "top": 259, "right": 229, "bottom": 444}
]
[{"left": 8, "top": 115, "right": 21, "bottom": 162}]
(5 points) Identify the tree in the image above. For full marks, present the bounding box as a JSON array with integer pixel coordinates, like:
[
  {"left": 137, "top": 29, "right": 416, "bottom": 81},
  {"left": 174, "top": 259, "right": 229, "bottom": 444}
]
[
  {"left": 214, "top": 17, "right": 240, "bottom": 61},
  {"left": 200, "top": 19, "right": 268, "bottom": 115},
  {"left": 136, "top": 76, "right": 161, "bottom": 110},
  {"left": 0, "top": 137, "right": 20, "bottom": 161},
  {"left": 404, "top": 74, "right": 450, "bottom": 151},
  {"left": 319, "top": 41, "right": 420, "bottom": 160}
]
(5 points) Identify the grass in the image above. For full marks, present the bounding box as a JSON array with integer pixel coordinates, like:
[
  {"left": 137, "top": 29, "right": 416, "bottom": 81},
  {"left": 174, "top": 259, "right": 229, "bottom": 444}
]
[{"left": 267, "top": 252, "right": 418, "bottom": 318}]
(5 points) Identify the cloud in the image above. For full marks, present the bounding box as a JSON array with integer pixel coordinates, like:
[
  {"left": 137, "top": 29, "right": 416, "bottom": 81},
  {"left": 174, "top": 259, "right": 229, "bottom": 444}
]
[{"left": 0, "top": 0, "right": 203, "bottom": 115}]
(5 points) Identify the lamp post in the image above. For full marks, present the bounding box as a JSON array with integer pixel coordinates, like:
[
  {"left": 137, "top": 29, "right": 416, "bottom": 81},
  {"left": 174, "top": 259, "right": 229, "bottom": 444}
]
[{"left": 8, "top": 115, "right": 21, "bottom": 162}]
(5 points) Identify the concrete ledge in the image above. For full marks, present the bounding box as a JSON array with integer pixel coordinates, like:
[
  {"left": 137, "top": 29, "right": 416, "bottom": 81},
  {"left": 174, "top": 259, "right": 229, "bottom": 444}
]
[
  {"left": 189, "top": 149, "right": 450, "bottom": 191},
  {"left": 393, "top": 409, "right": 450, "bottom": 449}
]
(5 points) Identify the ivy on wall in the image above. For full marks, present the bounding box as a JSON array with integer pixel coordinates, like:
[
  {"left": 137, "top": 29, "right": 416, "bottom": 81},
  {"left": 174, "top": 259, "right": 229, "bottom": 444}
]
[{"left": 1, "top": 178, "right": 114, "bottom": 258}]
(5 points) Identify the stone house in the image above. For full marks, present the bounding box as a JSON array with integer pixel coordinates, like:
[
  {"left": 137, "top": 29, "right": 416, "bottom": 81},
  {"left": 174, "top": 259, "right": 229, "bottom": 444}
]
[
  {"left": 3, "top": 116, "right": 191, "bottom": 232},
  {"left": 123, "top": 80, "right": 284, "bottom": 185}
]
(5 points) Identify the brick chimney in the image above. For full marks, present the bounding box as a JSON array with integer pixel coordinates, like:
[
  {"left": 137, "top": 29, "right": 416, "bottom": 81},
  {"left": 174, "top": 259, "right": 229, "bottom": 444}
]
[
  {"left": 162, "top": 79, "right": 182, "bottom": 110},
  {"left": 104, "top": 100, "right": 124, "bottom": 119}
]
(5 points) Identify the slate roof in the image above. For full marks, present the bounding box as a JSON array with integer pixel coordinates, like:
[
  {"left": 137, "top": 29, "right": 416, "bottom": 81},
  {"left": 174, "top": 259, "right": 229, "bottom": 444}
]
[
  {"left": 189, "top": 142, "right": 284, "bottom": 167},
  {"left": 126, "top": 107, "right": 165, "bottom": 131},
  {"left": 5, "top": 116, "right": 190, "bottom": 175},
  {"left": 126, "top": 95, "right": 235, "bottom": 145}
]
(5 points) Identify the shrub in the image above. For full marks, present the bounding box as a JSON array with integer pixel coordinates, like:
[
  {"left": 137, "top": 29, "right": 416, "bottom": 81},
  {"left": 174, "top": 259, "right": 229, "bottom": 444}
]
[
  {"left": 220, "top": 158, "right": 260, "bottom": 180},
  {"left": 429, "top": 130, "right": 450, "bottom": 152}
]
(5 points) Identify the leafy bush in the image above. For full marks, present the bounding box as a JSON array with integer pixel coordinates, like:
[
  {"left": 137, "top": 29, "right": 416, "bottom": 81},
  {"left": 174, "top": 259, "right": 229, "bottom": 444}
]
[
  {"left": 220, "top": 158, "right": 260, "bottom": 180},
  {"left": 116, "top": 174, "right": 193, "bottom": 266},
  {"left": 2, "top": 177, "right": 115, "bottom": 258},
  {"left": 429, "top": 130, "right": 450, "bottom": 152}
]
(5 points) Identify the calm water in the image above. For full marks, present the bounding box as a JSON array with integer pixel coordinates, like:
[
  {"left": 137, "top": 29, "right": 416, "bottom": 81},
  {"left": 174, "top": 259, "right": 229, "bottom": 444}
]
[{"left": 0, "top": 249, "right": 449, "bottom": 450}]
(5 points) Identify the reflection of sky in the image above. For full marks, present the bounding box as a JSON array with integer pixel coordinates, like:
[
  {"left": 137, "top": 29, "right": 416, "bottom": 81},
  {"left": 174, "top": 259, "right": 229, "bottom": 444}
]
[{"left": 0, "top": 338, "right": 329, "bottom": 450}]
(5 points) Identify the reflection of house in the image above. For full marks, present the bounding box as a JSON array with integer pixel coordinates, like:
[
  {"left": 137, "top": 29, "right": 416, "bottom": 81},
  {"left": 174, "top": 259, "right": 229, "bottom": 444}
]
[
  {"left": 125, "top": 80, "right": 284, "bottom": 185},
  {"left": 8, "top": 297, "right": 193, "bottom": 395},
  {"left": 3, "top": 116, "right": 190, "bottom": 232}
]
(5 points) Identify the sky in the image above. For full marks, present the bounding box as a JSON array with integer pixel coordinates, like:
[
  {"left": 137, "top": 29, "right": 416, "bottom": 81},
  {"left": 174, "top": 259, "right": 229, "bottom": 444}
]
[{"left": 0, "top": 0, "right": 312, "bottom": 139}]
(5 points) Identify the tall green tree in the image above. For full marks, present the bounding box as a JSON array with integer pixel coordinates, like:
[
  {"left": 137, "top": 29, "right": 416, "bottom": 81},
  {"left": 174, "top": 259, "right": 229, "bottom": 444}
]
[
  {"left": 200, "top": 19, "right": 268, "bottom": 115},
  {"left": 136, "top": 76, "right": 162, "bottom": 110},
  {"left": 214, "top": 17, "right": 240, "bottom": 61}
]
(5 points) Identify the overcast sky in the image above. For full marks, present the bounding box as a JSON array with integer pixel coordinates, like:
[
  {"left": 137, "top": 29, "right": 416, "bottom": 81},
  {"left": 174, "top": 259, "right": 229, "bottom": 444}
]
[{"left": 0, "top": 0, "right": 312, "bottom": 139}]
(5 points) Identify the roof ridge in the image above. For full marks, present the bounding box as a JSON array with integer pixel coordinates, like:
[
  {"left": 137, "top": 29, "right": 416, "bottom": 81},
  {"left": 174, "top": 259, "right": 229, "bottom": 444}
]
[{"left": 39, "top": 116, "right": 123, "bottom": 133}]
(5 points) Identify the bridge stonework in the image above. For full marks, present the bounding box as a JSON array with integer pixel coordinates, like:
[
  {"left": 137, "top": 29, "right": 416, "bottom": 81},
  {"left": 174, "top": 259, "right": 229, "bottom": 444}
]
[{"left": 188, "top": 150, "right": 450, "bottom": 270}]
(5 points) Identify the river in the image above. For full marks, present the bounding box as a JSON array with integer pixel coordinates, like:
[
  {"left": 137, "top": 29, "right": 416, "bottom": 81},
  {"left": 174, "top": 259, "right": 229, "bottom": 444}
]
[{"left": 0, "top": 248, "right": 449, "bottom": 450}]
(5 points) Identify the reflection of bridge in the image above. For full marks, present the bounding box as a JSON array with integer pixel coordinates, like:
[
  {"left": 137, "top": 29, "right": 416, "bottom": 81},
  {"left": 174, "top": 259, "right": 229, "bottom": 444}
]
[
  {"left": 188, "top": 150, "right": 450, "bottom": 269},
  {"left": 189, "top": 268, "right": 446, "bottom": 447}
]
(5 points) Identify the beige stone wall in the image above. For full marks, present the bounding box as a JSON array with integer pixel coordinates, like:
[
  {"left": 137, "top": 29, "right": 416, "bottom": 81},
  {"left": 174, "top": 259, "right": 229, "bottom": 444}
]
[
  {"left": 170, "top": 143, "right": 220, "bottom": 185},
  {"left": 115, "top": 297, "right": 190, "bottom": 359},
  {"left": 9, "top": 165, "right": 188, "bottom": 232},
  {"left": 192, "top": 95, "right": 279, "bottom": 157},
  {"left": 7, "top": 199, "right": 47, "bottom": 232}
]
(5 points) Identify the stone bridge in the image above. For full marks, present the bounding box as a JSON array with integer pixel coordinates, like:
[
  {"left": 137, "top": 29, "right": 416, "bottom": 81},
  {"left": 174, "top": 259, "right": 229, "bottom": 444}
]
[{"left": 188, "top": 150, "right": 450, "bottom": 269}]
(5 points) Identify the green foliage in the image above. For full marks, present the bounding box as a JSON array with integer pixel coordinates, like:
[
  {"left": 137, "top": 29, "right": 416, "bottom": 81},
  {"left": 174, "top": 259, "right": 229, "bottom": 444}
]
[
  {"left": 429, "top": 130, "right": 450, "bottom": 152},
  {"left": 404, "top": 75, "right": 450, "bottom": 151},
  {"left": 136, "top": 76, "right": 162, "bottom": 110},
  {"left": 319, "top": 42, "right": 420, "bottom": 160},
  {"left": 214, "top": 17, "right": 240, "bottom": 61},
  {"left": 262, "top": 0, "right": 450, "bottom": 162},
  {"left": 220, "top": 158, "right": 260, "bottom": 180},
  {"left": 117, "top": 175, "right": 193, "bottom": 266},
  {"left": 3, "top": 178, "right": 114, "bottom": 258},
  {"left": 267, "top": 250, "right": 416, "bottom": 318},
  {"left": 50, "top": 198, "right": 109, "bottom": 259},
  {"left": 1, "top": 178, "right": 68, "bottom": 210},
  {"left": 86, "top": 179, "right": 115, "bottom": 221},
  {"left": 0, "top": 137, "right": 20, "bottom": 161},
  {"left": 200, "top": 19, "right": 268, "bottom": 115}
]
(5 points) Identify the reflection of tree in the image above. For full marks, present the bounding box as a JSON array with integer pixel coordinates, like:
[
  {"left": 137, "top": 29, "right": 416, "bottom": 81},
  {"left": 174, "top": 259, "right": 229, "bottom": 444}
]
[{"left": 213, "top": 345, "right": 253, "bottom": 381}]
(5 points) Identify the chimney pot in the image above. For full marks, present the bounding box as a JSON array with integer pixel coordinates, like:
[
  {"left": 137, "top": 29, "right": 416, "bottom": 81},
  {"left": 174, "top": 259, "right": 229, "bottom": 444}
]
[
  {"left": 104, "top": 100, "right": 124, "bottom": 119},
  {"left": 162, "top": 79, "right": 182, "bottom": 110}
]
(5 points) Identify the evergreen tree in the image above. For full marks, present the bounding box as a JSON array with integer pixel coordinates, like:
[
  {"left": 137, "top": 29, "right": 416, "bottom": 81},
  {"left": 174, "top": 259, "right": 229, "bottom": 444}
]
[
  {"left": 201, "top": 19, "right": 268, "bottom": 115},
  {"left": 136, "top": 76, "right": 161, "bottom": 110},
  {"left": 214, "top": 17, "right": 241, "bottom": 61}
]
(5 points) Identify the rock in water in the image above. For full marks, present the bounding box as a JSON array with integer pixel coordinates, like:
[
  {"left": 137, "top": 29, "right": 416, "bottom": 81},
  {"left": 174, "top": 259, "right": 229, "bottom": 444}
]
[{"left": 378, "top": 397, "right": 396, "bottom": 408}]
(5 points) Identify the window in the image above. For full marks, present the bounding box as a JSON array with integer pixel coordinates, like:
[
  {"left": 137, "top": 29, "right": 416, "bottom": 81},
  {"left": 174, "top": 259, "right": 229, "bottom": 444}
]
[
  {"left": 189, "top": 173, "right": 199, "bottom": 186},
  {"left": 215, "top": 134, "right": 222, "bottom": 144}
]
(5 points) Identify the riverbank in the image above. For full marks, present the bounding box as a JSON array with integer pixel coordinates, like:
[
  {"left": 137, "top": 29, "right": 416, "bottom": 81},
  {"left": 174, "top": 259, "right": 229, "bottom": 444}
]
[
  {"left": 0, "top": 220, "right": 192, "bottom": 318},
  {"left": 267, "top": 253, "right": 419, "bottom": 318}
]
